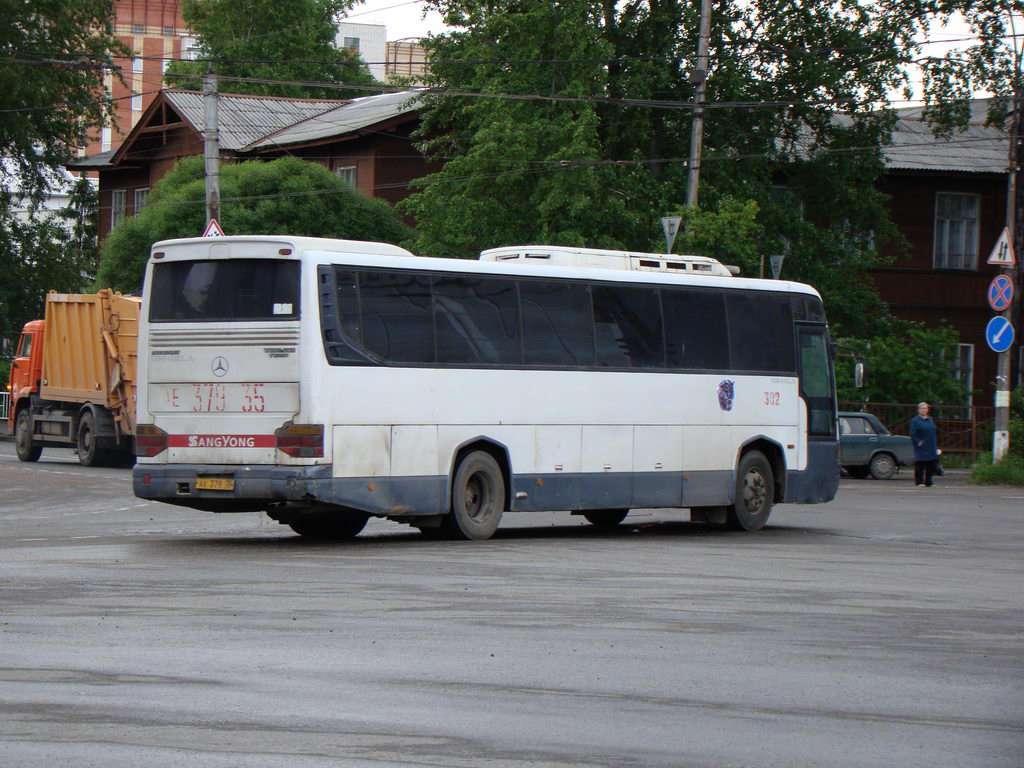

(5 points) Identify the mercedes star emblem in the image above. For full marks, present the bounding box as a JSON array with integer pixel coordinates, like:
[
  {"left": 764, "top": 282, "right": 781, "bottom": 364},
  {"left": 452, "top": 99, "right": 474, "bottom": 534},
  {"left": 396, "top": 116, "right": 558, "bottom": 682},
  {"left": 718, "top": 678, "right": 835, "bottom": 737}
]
[{"left": 211, "top": 356, "right": 229, "bottom": 377}]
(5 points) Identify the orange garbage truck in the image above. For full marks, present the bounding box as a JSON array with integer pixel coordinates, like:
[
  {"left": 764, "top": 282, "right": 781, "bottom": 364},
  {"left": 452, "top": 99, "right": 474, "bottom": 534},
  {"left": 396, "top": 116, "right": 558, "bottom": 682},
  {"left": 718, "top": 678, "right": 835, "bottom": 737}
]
[{"left": 7, "top": 290, "right": 141, "bottom": 466}]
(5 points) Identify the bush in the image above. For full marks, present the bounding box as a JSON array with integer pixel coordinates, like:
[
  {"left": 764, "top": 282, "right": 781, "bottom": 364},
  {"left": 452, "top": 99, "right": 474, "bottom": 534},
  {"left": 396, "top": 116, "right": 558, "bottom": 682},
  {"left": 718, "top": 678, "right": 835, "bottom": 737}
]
[
  {"left": 95, "top": 156, "right": 415, "bottom": 292},
  {"left": 968, "top": 452, "right": 1024, "bottom": 486}
]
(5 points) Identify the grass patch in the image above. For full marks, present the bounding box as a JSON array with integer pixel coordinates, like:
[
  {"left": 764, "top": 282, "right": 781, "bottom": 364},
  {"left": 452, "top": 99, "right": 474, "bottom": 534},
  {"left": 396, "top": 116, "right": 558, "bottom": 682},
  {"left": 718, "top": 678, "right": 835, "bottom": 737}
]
[{"left": 968, "top": 452, "right": 1024, "bottom": 486}]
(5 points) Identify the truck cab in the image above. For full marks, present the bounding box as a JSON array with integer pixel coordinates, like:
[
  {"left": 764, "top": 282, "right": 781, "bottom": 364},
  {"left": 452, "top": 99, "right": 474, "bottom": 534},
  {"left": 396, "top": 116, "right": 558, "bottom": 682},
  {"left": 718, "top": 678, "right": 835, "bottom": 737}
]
[{"left": 7, "top": 320, "right": 44, "bottom": 423}]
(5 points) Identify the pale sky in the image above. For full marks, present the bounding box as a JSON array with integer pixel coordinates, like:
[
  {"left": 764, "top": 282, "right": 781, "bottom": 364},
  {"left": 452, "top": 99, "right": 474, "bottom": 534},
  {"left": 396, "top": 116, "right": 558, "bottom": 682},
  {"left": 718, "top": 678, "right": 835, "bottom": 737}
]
[{"left": 343, "top": 0, "right": 450, "bottom": 41}]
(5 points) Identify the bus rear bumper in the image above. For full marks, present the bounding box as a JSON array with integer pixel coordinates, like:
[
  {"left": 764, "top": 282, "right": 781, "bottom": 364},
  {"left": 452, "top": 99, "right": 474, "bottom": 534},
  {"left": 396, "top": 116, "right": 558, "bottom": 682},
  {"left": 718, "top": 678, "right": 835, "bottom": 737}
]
[
  {"left": 133, "top": 464, "right": 333, "bottom": 512},
  {"left": 132, "top": 464, "right": 446, "bottom": 515}
]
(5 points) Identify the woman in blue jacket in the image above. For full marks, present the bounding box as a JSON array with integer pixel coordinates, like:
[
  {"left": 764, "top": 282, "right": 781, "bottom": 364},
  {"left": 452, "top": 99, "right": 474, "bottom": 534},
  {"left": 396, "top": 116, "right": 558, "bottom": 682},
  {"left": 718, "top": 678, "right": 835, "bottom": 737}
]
[{"left": 910, "top": 402, "right": 939, "bottom": 487}]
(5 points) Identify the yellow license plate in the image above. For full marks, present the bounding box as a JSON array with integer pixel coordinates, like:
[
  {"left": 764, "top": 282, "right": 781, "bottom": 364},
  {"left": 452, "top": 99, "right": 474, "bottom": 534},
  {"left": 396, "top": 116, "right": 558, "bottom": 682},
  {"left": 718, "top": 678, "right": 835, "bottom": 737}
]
[{"left": 195, "top": 477, "right": 235, "bottom": 491}]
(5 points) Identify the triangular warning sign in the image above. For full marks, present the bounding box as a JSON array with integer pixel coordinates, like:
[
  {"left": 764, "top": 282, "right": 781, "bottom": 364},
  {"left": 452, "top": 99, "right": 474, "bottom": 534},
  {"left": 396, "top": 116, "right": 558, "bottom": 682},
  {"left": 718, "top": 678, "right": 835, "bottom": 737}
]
[
  {"left": 202, "top": 219, "right": 225, "bottom": 238},
  {"left": 987, "top": 227, "right": 1016, "bottom": 266}
]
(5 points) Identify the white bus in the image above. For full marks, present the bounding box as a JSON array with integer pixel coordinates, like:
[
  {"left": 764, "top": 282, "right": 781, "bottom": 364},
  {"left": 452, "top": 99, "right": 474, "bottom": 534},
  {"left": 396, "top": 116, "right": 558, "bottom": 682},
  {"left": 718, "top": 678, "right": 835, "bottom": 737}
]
[{"left": 132, "top": 236, "right": 839, "bottom": 540}]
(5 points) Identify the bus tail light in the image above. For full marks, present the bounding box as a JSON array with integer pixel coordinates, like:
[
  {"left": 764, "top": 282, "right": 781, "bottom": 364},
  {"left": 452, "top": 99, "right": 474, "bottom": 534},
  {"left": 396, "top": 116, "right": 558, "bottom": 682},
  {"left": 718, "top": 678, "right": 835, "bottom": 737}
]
[
  {"left": 136, "top": 424, "right": 168, "bottom": 457},
  {"left": 275, "top": 423, "right": 324, "bottom": 458}
]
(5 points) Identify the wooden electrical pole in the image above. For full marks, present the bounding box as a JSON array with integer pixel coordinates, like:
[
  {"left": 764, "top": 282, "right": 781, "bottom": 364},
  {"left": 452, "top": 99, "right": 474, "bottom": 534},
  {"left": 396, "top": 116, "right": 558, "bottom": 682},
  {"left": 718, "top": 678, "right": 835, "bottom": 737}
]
[
  {"left": 685, "top": 0, "right": 712, "bottom": 209},
  {"left": 203, "top": 68, "right": 220, "bottom": 225}
]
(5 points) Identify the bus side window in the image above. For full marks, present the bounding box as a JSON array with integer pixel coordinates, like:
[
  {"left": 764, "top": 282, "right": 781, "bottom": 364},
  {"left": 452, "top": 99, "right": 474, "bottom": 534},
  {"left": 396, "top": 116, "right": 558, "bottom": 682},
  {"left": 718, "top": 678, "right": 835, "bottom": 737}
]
[
  {"left": 434, "top": 275, "right": 521, "bottom": 365},
  {"left": 663, "top": 288, "right": 729, "bottom": 370},
  {"left": 727, "top": 292, "right": 796, "bottom": 373},
  {"left": 593, "top": 285, "right": 664, "bottom": 368},
  {"left": 520, "top": 281, "right": 593, "bottom": 366},
  {"left": 358, "top": 271, "right": 435, "bottom": 364}
]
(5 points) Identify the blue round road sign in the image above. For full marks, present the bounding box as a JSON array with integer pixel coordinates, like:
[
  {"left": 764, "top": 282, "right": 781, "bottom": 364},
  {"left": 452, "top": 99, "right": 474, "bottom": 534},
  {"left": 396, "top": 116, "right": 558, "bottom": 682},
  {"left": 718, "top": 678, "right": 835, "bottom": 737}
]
[
  {"left": 985, "top": 316, "right": 1015, "bottom": 353},
  {"left": 988, "top": 275, "right": 1014, "bottom": 311}
]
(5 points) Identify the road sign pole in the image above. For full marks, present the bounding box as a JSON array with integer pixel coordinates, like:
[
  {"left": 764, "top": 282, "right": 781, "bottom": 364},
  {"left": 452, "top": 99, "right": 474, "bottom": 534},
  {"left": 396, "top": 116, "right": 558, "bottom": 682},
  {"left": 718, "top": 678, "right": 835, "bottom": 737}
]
[{"left": 993, "top": 97, "right": 1022, "bottom": 462}]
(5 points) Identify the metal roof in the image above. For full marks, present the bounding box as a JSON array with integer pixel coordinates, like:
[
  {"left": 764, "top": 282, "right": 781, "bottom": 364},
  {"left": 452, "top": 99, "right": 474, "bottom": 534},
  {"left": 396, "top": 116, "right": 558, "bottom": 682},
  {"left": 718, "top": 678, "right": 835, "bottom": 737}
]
[
  {"left": 884, "top": 100, "right": 1008, "bottom": 174},
  {"left": 247, "top": 89, "right": 422, "bottom": 150},
  {"left": 163, "top": 90, "right": 346, "bottom": 151},
  {"left": 66, "top": 149, "right": 116, "bottom": 170}
]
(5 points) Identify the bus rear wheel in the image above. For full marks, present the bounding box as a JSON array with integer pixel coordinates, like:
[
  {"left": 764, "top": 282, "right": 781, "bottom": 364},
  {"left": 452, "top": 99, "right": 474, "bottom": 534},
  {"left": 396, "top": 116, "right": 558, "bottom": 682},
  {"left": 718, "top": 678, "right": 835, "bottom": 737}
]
[
  {"left": 287, "top": 513, "right": 369, "bottom": 540},
  {"left": 726, "top": 450, "right": 774, "bottom": 531},
  {"left": 442, "top": 450, "right": 505, "bottom": 540},
  {"left": 15, "top": 409, "right": 42, "bottom": 462},
  {"left": 582, "top": 509, "right": 629, "bottom": 526}
]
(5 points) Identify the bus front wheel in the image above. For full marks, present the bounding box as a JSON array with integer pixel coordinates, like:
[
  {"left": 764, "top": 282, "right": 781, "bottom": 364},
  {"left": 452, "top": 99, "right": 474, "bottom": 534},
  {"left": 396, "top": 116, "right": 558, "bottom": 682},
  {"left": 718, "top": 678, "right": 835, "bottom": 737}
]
[
  {"left": 726, "top": 450, "right": 774, "bottom": 531},
  {"left": 443, "top": 450, "right": 505, "bottom": 540}
]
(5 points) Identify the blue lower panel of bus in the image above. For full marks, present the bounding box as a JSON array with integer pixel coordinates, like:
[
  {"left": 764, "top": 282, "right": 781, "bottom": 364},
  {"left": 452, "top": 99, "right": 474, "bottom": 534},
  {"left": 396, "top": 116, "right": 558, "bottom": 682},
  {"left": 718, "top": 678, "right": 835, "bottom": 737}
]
[{"left": 134, "top": 445, "right": 838, "bottom": 515}]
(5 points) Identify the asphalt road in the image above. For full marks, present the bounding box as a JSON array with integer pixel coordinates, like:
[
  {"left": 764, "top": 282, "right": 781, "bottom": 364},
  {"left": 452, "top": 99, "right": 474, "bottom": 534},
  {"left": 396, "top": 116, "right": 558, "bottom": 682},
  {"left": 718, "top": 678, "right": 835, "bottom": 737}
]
[{"left": 1, "top": 442, "right": 1022, "bottom": 768}]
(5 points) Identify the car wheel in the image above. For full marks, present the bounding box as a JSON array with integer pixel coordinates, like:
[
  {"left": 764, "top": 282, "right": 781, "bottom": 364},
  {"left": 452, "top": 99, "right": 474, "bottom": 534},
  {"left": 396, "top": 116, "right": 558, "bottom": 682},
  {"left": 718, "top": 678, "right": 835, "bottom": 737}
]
[{"left": 868, "top": 453, "right": 897, "bottom": 481}]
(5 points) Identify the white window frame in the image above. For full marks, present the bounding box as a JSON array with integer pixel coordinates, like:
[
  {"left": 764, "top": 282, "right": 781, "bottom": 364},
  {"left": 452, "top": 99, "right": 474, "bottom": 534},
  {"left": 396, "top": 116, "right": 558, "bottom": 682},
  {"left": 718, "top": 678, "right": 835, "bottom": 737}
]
[
  {"left": 335, "top": 165, "right": 357, "bottom": 187},
  {"left": 933, "top": 192, "right": 980, "bottom": 270},
  {"left": 951, "top": 342, "right": 974, "bottom": 406},
  {"left": 111, "top": 189, "right": 127, "bottom": 228},
  {"left": 134, "top": 188, "right": 149, "bottom": 214}
]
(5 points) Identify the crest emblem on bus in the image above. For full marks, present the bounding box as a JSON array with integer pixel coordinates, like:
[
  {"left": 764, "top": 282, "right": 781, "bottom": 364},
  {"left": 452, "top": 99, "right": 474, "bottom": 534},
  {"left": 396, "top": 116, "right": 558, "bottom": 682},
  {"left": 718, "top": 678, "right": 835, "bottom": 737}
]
[
  {"left": 211, "top": 356, "right": 229, "bottom": 377},
  {"left": 717, "top": 379, "right": 735, "bottom": 411}
]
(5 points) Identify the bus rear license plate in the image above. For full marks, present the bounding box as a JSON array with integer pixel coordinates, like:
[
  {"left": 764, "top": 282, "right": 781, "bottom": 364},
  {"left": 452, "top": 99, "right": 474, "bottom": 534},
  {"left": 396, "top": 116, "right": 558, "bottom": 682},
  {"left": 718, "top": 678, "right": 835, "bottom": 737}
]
[{"left": 195, "top": 477, "right": 235, "bottom": 491}]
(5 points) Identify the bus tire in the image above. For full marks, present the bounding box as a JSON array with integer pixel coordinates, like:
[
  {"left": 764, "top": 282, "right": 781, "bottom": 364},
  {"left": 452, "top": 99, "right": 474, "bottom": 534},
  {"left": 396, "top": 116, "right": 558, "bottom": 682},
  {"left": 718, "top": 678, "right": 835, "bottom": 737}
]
[
  {"left": 868, "top": 452, "right": 897, "bottom": 481},
  {"left": 288, "top": 513, "right": 369, "bottom": 540},
  {"left": 15, "top": 409, "right": 42, "bottom": 462},
  {"left": 442, "top": 450, "right": 505, "bottom": 540},
  {"left": 77, "top": 412, "right": 113, "bottom": 467},
  {"left": 726, "top": 450, "right": 773, "bottom": 531},
  {"left": 582, "top": 509, "right": 629, "bottom": 526}
]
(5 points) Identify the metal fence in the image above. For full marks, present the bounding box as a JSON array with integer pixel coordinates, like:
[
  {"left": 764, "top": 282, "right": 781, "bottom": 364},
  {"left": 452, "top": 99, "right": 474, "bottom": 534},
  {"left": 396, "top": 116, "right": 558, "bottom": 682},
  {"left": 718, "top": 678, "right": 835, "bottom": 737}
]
[
  {"left": 839, "top": 401, "right": 995, "bottom": 458},
  {"left": 0, "top": 391, "right": 8, "bottom": 422}
]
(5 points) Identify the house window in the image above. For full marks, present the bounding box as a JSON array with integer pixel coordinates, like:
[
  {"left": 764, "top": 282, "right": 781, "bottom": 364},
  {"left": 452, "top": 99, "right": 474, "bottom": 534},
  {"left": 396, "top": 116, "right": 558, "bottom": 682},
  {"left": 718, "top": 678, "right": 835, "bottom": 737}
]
[
  {"left": 950, "top": 343, "right": 974, "bottom": 405},
  {"left": 134, "top": 188, "right": 149, "bottom": 214},
  {"left": 111, "top": 189, "right": 127, "bottom": 228},
  {"left": 335, "top": 165, "right": 357, "bottom": 187},
  {"left": 163, "top": 26, "right": 175, "bottom": 36},
  {"left": 132, "top": 23, "right": 145, "bottom": 34},
  {"left": 343, "top": 37, "right": 360, "bottom": 52},
  {"left": 934, "top": 192, "right": 980, "bottom": 270}
]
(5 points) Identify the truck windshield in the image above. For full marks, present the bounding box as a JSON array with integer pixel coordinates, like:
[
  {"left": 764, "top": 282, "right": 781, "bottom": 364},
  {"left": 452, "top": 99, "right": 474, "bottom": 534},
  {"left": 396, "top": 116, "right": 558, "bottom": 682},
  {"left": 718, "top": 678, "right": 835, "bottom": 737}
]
[{"left": 149, "top": 259, "right": 300, "bottom": 322}]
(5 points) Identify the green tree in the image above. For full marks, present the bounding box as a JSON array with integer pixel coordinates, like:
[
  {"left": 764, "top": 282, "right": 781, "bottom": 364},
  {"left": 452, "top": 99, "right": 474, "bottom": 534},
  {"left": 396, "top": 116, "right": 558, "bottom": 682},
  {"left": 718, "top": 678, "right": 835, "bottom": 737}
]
[
  {"left": 165, "top": 0, "right": 377, "bottom": 98},
  {"left": 95, "top": 156, "right": 414, "bottom": 291},
  {"left": 0, "top": 0, "right": 126, "bottom": 342},
  {"left": 403, "top": 1, "right": 1021, "bottom": 338},
  {"left": 835, "top": 323, "right": 970, "bottom": 405}
]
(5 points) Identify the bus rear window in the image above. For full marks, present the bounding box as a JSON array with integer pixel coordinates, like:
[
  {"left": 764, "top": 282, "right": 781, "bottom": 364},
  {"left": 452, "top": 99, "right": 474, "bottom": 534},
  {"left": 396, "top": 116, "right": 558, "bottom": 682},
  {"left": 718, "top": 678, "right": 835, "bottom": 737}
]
[{"left": 150, "top": 259, "right": 300, "bottom": 322}]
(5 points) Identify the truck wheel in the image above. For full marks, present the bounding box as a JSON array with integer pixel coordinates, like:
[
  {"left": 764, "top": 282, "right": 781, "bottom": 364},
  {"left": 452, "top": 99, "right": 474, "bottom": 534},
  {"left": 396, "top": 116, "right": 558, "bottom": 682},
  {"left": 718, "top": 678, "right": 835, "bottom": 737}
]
[
  {"left": 15, "top": 409, "right": 42, "bottom": 462},
  {"left": 77, "top": 412, "right": 112, "bottom": 467},
  {"left": 441, "top": 450, "right": 505, "bottom": 540},
  {"left": 725, "top": 450, "right": 774, "bottom": 531}
]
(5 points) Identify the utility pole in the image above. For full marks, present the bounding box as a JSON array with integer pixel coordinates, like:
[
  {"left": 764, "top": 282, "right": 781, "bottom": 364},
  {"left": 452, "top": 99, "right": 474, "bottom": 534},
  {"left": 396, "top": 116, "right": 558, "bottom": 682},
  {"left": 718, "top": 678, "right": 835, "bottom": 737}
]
[
  {"left": 993, "top": 90, "right": 1023, "bottom": 462},
  {"left": 203, "top": 68, "right": 220, "bottom": 225},
  {"left": 685, "top": 0, "right": 712, "bottom": 208}
]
